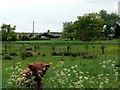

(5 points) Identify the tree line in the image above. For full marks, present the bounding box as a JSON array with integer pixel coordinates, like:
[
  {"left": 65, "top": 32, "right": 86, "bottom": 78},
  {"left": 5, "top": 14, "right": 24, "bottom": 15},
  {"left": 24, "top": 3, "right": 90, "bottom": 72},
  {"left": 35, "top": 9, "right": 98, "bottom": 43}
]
[
  {"left": 0, "top": 10, "right": 120, "bottom": 41},
  {"left": 62, "top": 10, "right": 120, "bottom": 40}
]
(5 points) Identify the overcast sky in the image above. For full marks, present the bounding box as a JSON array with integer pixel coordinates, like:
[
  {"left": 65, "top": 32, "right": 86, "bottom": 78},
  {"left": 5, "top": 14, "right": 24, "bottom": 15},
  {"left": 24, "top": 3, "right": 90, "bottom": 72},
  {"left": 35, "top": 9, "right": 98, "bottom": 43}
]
[{"left": 0, "top": 0, "right": 118, "bottom": 33}]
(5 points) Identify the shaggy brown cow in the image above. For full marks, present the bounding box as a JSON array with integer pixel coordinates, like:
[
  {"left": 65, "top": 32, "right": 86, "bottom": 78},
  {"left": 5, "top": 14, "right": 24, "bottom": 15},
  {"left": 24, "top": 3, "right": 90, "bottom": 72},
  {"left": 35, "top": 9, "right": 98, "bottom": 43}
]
[{"left": 20, "top": 62, "right": 50, "bottom": 90}]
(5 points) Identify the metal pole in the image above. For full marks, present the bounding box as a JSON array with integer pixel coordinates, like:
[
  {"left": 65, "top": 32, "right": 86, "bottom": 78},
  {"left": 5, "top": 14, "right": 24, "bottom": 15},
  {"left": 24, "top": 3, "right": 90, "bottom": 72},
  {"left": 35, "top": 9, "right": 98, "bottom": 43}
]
[{"left": 33, "top": 21, "right": 35, "bottom": 38}]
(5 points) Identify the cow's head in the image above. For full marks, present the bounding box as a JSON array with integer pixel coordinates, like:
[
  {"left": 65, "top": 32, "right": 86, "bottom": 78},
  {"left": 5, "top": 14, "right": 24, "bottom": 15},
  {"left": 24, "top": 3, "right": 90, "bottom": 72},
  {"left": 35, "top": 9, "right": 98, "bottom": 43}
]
[{"left": 28, "top": 62, "right": 50, "bottom": 78}]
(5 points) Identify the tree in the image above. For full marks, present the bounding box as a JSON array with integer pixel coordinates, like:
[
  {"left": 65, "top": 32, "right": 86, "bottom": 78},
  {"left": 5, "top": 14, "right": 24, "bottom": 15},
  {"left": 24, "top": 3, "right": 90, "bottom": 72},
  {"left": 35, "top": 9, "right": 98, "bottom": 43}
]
[
  {"left": 115, "top": 23, "right": 120, "bottom": 39},
  {"left": 74, "top": 13, "right": 104, "bottom": 40},
  {"left": 1, "top": 24, "right": 17, "bottom": 41},
  {"left": 99, "top": 10, "right": 120, "bottom": 36},
  {"left": 62, "top": 22, "right": 75, "bottom": 40}
]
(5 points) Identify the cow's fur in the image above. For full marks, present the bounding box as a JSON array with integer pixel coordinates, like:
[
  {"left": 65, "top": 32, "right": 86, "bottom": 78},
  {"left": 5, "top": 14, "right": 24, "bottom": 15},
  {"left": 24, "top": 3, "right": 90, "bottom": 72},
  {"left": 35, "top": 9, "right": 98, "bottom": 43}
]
[{"left": 20, "top": 62, "right": 50, "bottom": 90}]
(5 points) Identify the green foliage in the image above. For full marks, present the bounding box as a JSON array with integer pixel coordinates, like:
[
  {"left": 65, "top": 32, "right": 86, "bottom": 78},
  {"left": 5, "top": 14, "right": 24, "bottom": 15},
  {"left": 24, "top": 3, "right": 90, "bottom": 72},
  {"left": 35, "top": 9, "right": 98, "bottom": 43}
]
[
  {"left": 46, "top": 60, "right": 118, "bottom": 88},
  {"left": 3, "top": 54, "right": 12, "bottom": 60},
  {"left": 76, "top": 13, "right": 104, "bottom": 40},
  {"left": 99, "top": 10, "right": 120, "bottom": 29},
  {"left": 2, "top": 40, "right": 119, "bottom": 88},
  {"left": 62, "top": 10, "right": 120, "bottom": 40},
  {"left": 99, "top": 10, "right": 120, "bottom": 36},
  {"left": 63, "top": 22, "right": 75, "bottom": 40},
  {"left": 21, "top": 51, "right": 33, "bottom": 59},
  {"left": 63, "top": 12, "right": 104, "bottom": 40},
  {"left": 115, "top": 23, "right": 120, "bottom": 38},
  {"left": 1, "top": 23, "right": 17, "bottom": 41}
]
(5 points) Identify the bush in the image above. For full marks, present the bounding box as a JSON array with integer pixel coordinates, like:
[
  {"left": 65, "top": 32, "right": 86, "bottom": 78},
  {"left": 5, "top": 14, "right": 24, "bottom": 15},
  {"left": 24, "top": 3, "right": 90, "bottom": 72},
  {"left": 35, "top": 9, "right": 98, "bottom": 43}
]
[
  {"left": 21, "top": 51, "right": 33, "bottom": 58},
  {"left": 63, "top": 52, "right": 71, "bottom": 56},
  {"left": 71, "top": 53, "right": 77, "bottom": 57},
  {"left": 10, "top": 52, "right": 18, "bottom": 56},
  {"left": 83, "top": 54, "right": 97, "bottom": 59},
  {"left": 51, "top": 52, "right": 58, "bottom": 56},
  {"left": 0, "top": 52, "right": 4, "bottom": 56},
  {"left": 3, "top": 55, "right": 12, "bottom": 60},
  {"left": 25, "top": 48, "right": 32, "bottom": 51},
  {"left": 42, "top": 53, "right": 46, "bottom": 56}
]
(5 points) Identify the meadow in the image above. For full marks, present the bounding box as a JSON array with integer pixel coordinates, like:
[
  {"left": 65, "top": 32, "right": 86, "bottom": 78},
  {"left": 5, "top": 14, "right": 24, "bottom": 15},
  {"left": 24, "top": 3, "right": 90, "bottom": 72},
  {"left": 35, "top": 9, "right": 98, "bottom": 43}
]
[{"left": 1, "top": 39, "right": 120, "bottom": 89}]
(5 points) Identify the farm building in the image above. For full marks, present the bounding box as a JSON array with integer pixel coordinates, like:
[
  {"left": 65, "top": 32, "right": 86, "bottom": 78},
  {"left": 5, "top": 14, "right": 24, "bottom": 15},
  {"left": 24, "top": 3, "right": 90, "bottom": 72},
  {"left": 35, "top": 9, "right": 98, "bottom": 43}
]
[{"left": 36, "top": 33, "right": 62, "bottom": 39}]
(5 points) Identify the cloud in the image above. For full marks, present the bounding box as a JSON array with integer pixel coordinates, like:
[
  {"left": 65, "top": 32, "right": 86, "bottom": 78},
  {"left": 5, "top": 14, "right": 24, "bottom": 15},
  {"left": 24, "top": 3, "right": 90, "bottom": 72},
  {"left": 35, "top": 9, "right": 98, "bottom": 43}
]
[{"left": 0, "top": 0, "right": 118, "bottom": 32}]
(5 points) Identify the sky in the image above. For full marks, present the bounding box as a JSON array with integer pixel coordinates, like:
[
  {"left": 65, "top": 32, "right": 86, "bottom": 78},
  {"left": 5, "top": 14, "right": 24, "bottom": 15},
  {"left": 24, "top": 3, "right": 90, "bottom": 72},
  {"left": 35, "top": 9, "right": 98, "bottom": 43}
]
[{"left": 0, "top": 0, "right": 118, "bottom": 33}]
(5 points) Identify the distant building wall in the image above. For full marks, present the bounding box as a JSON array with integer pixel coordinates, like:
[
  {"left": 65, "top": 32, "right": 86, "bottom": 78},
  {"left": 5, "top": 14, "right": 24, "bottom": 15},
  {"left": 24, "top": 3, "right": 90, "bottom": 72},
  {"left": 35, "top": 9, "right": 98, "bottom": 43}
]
[{"left": 118, "top": 1, "right": 120, "bottom": 15}]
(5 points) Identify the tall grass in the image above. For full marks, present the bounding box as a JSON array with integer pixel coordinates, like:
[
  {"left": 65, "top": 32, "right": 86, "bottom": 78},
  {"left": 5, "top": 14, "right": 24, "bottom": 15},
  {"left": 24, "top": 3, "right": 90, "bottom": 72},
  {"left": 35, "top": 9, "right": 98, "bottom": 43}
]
[{"left": 2, "top": 40, "right": 119, "bottom": 88}]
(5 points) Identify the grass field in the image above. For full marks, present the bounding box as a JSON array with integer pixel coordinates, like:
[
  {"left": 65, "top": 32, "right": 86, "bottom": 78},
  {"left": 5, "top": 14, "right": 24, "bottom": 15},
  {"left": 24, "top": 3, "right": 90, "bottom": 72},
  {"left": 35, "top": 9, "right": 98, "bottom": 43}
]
[{"left": 1, "top": 39, "right": 120, "bottom": 88}]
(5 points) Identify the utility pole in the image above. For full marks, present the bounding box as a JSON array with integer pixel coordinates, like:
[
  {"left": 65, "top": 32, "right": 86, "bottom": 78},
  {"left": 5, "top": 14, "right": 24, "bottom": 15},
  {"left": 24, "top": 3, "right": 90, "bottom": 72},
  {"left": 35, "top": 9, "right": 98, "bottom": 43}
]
[{"left": 33, "top": 21, "right": 35, "bottom": 38}]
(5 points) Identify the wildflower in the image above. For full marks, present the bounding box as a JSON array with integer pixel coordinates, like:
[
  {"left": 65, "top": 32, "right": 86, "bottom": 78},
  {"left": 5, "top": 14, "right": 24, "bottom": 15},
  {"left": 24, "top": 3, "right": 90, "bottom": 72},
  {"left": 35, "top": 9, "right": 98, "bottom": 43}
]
[
  {"left": 60, "top": 71, "right": 65, "bottom": 76},
  {"left": 50, "top": 62, "right": 52, "bottom": 65},
  {"left": 108, "top": 60, "right": 111, "bottom": 62},
  {"left": 71, "top": 66, "right": 74, "bottom": 69},
  {"left": 115, "top": 77, "right": 118, "bottom": 81},
  {"left": 106, "top": 74, "right": 109, "bottom": 76},
  {"left": 75, "top": 73, "right": 78, "bottom": 76},
  {"left": 67, "top": 69, "right": 70, "bottom": 72},
  {"left": 54, "top": 86, "right": 56, "bottom": 88},
  {"left": 68, "top": 74, "right": 71, "bottom": 77},
  {"left": 115, "top": 72, "right": 118, "bottom": 76},
  {"left": 102, "top": 65, "right": 106, "bottom": 68},
  {"left": 12, "top": 72, "right": 15, "bottom": 74},
  {"left": 79, "top": 71, "right": 83, "bottom": 74},
  {"left": 100, "top": 82, "right": 103, "bottom": 85},
  {"left": 99, "top": 84, "right": 103, "bottom": 88},
  {"left": 5, "top": 68, "right": 8, "bottom": 71},
  {"left": 105, "top": 78, "right": 109, "bottom": 83},
  {"left": 18, "top": 68, "right": 23, "bottom": 72},
  {"left": 84, "top": 77, "right": 88, "bottom": 80},
  {"left": 80, "top": 84, "right": 84, "bottom": 88},
  {"left": 17, "top": 62, "right": 21, "bottom": 65},
  {"left": 86, "top": 72, "right": 89, "bottom": 74},
  {"left": 52, "top": 67, "right": 55, "bottom": 69},
  {"left": 10, "top": 67, "right": 14, "bottom": 70},
  {"left": 64, "top": 68, "right": 67, "bottom": 71},
  {"left": 112, "top": 61, "right": 116, "bottom": 63},
  {"left": 90, "top": 81, "right": 94, "bottom": 83},
  {"left": 59, "top": 61, "right": 64, "bottom": 65},
  {"left": 75, "top": 65, "right": 78, "bottom": 68},
  {"left": 73, "top": 70, "right": 76, "bottom": 73},
  {"left": 7, "top": 82, "right": 13, "bottom": 86},
  {"left": 15, "top": 66, "right": 19, "bottom": 70},
  {"left": 99, "top": 82, "right": 103, "bottom": 88},
  {"left": 103, "top": 61, "right": 106, "bottom": 64},
  {"left": 79, "top": 76, "right": 83, "bottom": 79},
  {"left": 91, "top": 77, "right": 95, "bottom": 79},
  {"left": 111, "top": 64, "right": 115, "bottom": 68}
]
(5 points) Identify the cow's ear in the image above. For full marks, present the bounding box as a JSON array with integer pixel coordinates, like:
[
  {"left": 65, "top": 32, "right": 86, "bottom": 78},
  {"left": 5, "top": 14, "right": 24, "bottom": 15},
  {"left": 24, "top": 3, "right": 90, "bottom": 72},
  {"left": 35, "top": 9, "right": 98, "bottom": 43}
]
[
  {"left": 45, "top": 64, "right": 50, "bottom": 70},
  {"left": 28, "top": 64, "right": 33, "bottom": 70}
]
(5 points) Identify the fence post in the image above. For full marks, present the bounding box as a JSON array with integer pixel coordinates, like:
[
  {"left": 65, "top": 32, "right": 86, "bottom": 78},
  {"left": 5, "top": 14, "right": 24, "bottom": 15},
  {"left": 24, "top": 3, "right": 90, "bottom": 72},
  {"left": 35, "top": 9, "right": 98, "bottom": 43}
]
[
  {"left": 34, "top": 45, "right": 37, "bottom": 52},
  {"left": 5, "top": 44, "right": 7, "bottom": 54},
  {"left": 101, "top": 44, "right": 105, "bottom": 54},
  {"left": 118, "top": 38, "right": 120, "bottom": 88}
]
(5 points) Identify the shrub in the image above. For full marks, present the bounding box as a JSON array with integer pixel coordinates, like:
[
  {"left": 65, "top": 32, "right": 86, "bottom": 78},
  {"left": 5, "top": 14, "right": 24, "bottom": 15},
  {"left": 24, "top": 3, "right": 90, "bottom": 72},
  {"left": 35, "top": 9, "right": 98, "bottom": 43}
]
[
  {"left": 71, "top": 52, "right": 77, "bottom": 57},
  {"left": 10, "top": 52, "right": 18, "bottom": 56},
  {"left": 3, "top": 54, "right": 12, "bottom": 60},
  {"left": 42, "top": 53, "right": 46, "bottom": 56},
  {"left": 51, "top": 52, "right": 58, "bottom": 56},
  {"left": 83, "top": 54, "right": 97, "bottom": 59},
  {"left": 63, "top": 52, "right": 71, "bottom": 56},
  {"left": 25, "top": 48, "right": 32, "bottom": 51},
  {"left": 21, "top": 51, "right": 33, "bottom": 58},
  {"left": 0, "top": 52, "right": 4, "bottom": 56}
]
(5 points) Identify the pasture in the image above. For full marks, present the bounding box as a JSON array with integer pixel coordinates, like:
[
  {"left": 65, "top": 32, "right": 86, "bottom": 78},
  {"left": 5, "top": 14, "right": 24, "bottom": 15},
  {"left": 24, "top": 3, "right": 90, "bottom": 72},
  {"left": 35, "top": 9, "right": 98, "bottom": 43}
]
[{"left": 1, "top": 39, "right": 119, "bottom": 88}]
